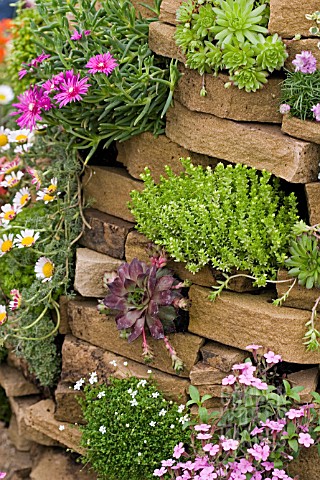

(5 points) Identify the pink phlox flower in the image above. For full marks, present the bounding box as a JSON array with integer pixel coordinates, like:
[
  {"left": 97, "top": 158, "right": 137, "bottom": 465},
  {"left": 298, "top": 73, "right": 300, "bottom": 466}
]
[
  {"left": 194, "top": 424, "right": 211, "bottom": 432},
  {"left": 298, "top": 432, "right": 314, "bottom": 447},
  {"left": 173, "top": 442, "right": 185, "bottom": 459},
  {"left": 250, "top": 426, "right": 264, "bottom": 436},
  {"left": 86, "top": 52, "right": 118, "bottom": 75},
  {"left": 199, "top": 466, "right": 216, "bottom": 478},
  {"left": 161, "top": 459, "right": 175, "bottom": 467},
  {"left": 193, "top": 456, "right": 210, "bottom": 471},
  {"left": 301, "top": 403, "right": 315, "bottom": 411},
  {"left": 53, "top": 70, "right": 91, "bottom": 107},
  {"left": 239, "top": 372, "right": 255, "bottom": 386},
  {"left": 203, "top": 443, "right": 220, "bottom": 456},
  {"left": 263, "top": 351, "right": 282, "bottom": 364},
  {"left": 230, "top": 471, "right": 246, "bottom": 480},
  {"left": 229, "top": 459, "right": 254, "bottom": 475},
  {"left": 0, "top": 473, "right": 6, "bottom": 479},
  {"left": 181, "top": 461, "right": 194, "bottom": 471},
  {"left": 221, "top": 437, "right": 239, "bottom": 451},
  {"left": 71, "top": 29, "right": 82, "bottom": 40},
  {"left": 251, "top": 473, "right": 263, "bottom": 480},
  {"left": 247, "top": 443, "right": 270, "bottom": 462},
  {"left": 153, "top": 467, "right": 167, "bottom": 477},
  {"left": 251, "top": 378, "right": 268, "bottom": 390},
  {"left": 197, "top": 433, "right": 212, "bottom": 440},
  {"left": 232, "top": 362, "right": 250, "bottom": 371},
  {"left": 292, "top": 51, "right": 317, "bottom": 73},
  {"left": 12, "top": 86, "right": 52, "bottom": 130},
  {"left": 222, "top": 374, "right": 237, "bottom": 386},
  {"left": 180, "top": 471, "right": 191, "bottom": 480},
  {"left": 245, "top": 344, "right": 262, "bottom": 351},
  {"left": 261, "top": 419, "right": 285, "bottom": 432},
  {"left": 285, "top": 408, "right": 304, "bottom": 420},
  {"left": 279, "top": 104, "right": 291, "bottom": 114},
  {"left": 311, "top": 103, "right": 320, "bottom": 121},
  {"left": 298, "top": 424, "right": 309, "bottom": 433},
  {"left": 261, "top": 461, "right": 274, "bottom": 471},
  {"left": 271, "top": 468, "right": 290, "bottom": 479}
]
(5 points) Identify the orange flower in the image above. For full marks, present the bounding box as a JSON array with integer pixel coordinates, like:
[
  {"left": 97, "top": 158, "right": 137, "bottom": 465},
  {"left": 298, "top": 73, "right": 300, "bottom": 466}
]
[{"left": 0, "top": 19, "right": 12, "bottom": 63}]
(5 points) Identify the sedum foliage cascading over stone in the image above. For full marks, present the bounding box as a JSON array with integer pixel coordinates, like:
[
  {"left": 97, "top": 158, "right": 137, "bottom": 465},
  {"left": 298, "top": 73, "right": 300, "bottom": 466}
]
[{"left": 130, "top": 159, "right": 299, "bottom": 284}]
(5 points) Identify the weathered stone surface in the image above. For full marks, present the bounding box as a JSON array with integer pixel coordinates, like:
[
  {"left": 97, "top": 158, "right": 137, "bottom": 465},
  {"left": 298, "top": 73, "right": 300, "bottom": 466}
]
[
  {"left": 176, "top": 66, "right": 282, "bottom": 124},
  {"left": 68, "top": 300, "right": 203, "bottom": 378},
  {"left": 62, "top": 335, "right": 189, "bottom": 402},
  {"left": 149, "top": 22, "right": 185, "bottom": 62},
  {"left": 54, "top": 382, "right": 84, "bottom": 425},
  {"left": 159, "top": 0, "right": 180, "bottom": 24},
  {"left": 24, "top": 399, "right": 84, "bottom": 455},
  {"left": 282, "top": 115, "right": 320, "bottom": 144},
  {"left": 200, "top": 342, "right": 247, "bottom": 373},
  {"left": 0, "top": 365, "right": 39, "bottom": 397},
  {"left": 288, "top": 367, "right": 319, "bottom": 403},
  {"left": 285, "top": 38, "right": 320, "bottom": 69},
  {"left": 188, "top": 285, "right": 320, "bottom": 364},
  {"left": 9, "top": 396, "right": 59, "bottom": 447},
  {"left": 306, "top": 182, "right": 320, "bottom": 225},
  {"left": 116, "top": 132, "right": 217, "bottom": 182},
  {"left": 166, "top": 101, "right": 320, "bottom": 183},
  {"left": 31, "top": 448, "right": 97, "bottom": 480},
  {"left": 197, "top": 384, "right": 230, "bottom": 408},
  {"left": 8, "top": 414, "right": 34, "bottom": 452},
  {"left": 80, "top": 208, "right": 134, "bottom": 258},
  {"left": 125, "top": 231, "right": 257, "bottom": 292},
  {"left": 269, "top": 0, "right": 319, "bottom": 38},
  {"left": 0, "top": 425, "right": 32, "bottom": 477},
  {"left": 82, "top": 166, "right": 143, "bottom": 222},
  {"left": 190, "top": 362, "right": 226, "bottom": 385},
  {"left": 289, "top": 446, "right": 320, "bottom": 480},
  {"left": 131, "top": 0, "right": 156, "bottom": 18},
  {"left": 74, "top": 248, "right": 122, "bottom": 298},
  {"left": 58, "top": 296, "right": 71, "bottom": 335},
  {"left": 276, "top": 269, "right": 320, "bottom": 310}
]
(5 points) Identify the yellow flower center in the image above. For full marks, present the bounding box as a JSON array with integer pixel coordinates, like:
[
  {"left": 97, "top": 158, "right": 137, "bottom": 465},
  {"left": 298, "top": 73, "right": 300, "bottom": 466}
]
[
  {"left": 0, "top": 134, "right": 8, "bottom": 147},
  {"left": 0, "top": 312, "right": 6, "bottom": 325},
  {"left": 1, "top": 240, "right": 13, "bottom": 252},
  {"left": 21, "top": 236, "right": 34, "bottom": 247},
  {"left": 16, "top": 134, "right": 28, "bottom": 143},
  {"left": 47, "top": 184, "right": 57, "bottom": 194},
  {"left": 3, "top": 210, "right": 15, "bottom": 221},
  {"left": 42, "top": 262, "right": 54, "bottom": 278},
  {"left": 0, "top": 94, "right": 6, "bottom": 102},
  {"left": 7, "top": 178, "right": 18, "bottom": 187},
  {"left": 43, "top": 193, "right": 54, "bottom": 202},
  {"left": 20, "top": 194, "right": 29, "bottom": 206}
]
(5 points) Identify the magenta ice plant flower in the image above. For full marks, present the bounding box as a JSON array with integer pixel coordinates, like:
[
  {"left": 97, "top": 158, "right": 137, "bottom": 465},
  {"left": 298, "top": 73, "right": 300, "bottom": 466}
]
[
  {"left": 71, "top": 29, "right": 82, "bottom": 40},
  {"left": 86, "top": 52, "right": 118, "bottom": 75},
  {"left": 12, "top": 86, "right": 52, "bottom": 130},
  {"left": 292, "top": 51, "right": 317, "bottom": 73},
  {"left": 53, "top": 70, "right": 91, "bottom": 107}
]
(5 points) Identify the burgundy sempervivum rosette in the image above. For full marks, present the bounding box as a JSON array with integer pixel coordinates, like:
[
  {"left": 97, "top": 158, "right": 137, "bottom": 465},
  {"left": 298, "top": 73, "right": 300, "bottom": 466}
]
[{"left": 103, "top": 258, "right": 188, "bottom": 373}]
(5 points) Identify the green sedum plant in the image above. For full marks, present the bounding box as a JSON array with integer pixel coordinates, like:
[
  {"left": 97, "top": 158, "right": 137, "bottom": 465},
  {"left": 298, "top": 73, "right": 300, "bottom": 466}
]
[
  {"left": 175, "top": 0, "right": 287, "bottom": 92},
  {"left": 79, "top": 373, "right": 190, "bottom": 480},
  {"left": 130, "top": 158, "right": 299, "bottom": 283}
]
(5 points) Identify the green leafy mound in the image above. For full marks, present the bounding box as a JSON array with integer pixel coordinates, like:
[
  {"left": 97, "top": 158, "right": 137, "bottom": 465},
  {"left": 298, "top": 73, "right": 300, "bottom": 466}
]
[
  {"left": 130, "top": 159, "right": 299, "bottom": 281},
  {"left": 175, "top": 0, "right": 287, "bottom": 92},
  {"left": 281, "top": 70, "right": 320, "bottom": 121},
  {"left": 80, "top": 376, "right": 190, "bottom": 480}
]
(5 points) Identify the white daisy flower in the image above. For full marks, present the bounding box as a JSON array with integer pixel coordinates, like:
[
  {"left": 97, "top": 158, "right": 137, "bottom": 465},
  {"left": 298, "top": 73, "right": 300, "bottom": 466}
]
[
  {"left": 46, "top": 177, "right": 58, "bottom": 194},
  {"left": 36, "top": 189, "right": 59, "bottom": 204},
  {"left": 1, "top": 171, "right": 24, "bottom": 188},
  {"left": 0, "top": 85, "right": 14, "bottom": 105},
  {"left": 99, "top": 425, "right": 106, "bottom": 434},
  {"left": 15, "top": 229, "right": 40, "bottom": 248},
  {"left": 0, "top": 127, "right": 11, "bottom": 151},
  {"left": 0, "top": 158, "right": 20, "bottom": 175},
  {"left": 9, "top": 129, "right": 33, "bottom": 145},
  {"left": 34, "top": 256, "right": 54, "bottom": 282},
  {"left": 0, "top": 233, "right": 14, "bottom": 256},
  {"left": 0, "top": 204, "right": 18, "bottom": 224},
  {"left": 13, "top": 187, "right": 31, "bottom": 209},
  {"left": 89, "top": 371, "right": 98, "bottom": 384},
  {"left": 0, "top": 305, "right": 7, "bottom": 326},
  {"left": 14, "top": 142, "right": 34, "bottom": 154}
]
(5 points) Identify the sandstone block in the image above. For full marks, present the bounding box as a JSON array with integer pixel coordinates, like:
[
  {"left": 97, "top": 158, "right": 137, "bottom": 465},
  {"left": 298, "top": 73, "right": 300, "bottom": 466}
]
[
  {"left": 197, "top": 384, "right": 230, "bottom": 408},
  {"left": 188, "top": 285, "right": 320, "bottom": 364},
  {"left": 62, "top": 335, "right": 189, "bottom": 402},
  {"left": 289, "top": 446, "right": 320, "bottom": 480},
  {"left": 0, "top": 365, "right": 39, "bottom": 397},
  {"left": 288, "top": 367, "right": 319, "bottom": 404},
  {"left": 190, "top": 362, "right": 226, "bottom": 385},
  {"left": 54, "top": 382, "right": 84, "bottom": 425},
  {"left": 285, "top": 39, "right": 320, "bottom": 69},
  {"left": 82, "top": 166, "right": 143, "bottom": 222},
  {"left": 0, "top": 426, "right": 32, "bottom": 476},
  {"left": 305, "top": 183, "right": 320, "bottom": 225},
  {"left": 166, "top": 101, "right": 320, "bottom": 183},
  {"left": 116, "top": 132, "right": 217, "bottom": 182},
  {"left": 149, "top": 22, "right": 185, "bottom": 62},
  {"left": 282, "top": 115, "right": 320, "bottom": 144},
  {"left": 68, "top": 300, "right": 203, "bottom": 378},
  {"left": 200, "top": 342, "right": 246, "bottom": 373},
  {"left": 269, "top": 0, "right": 319, "bottom": 38},
  {"left": 58, "top": 296, "right": 71, "bottom": 335},
  {"left": 30, "top": 448, "right": 97, "bottom": 480},
  {"left": 8, "top": 414, "right": 34, "bottom": 452},
  {"left": 80, "top": 208, "right": 134, "bottom": 258},
  {"left": 132, "top": 0, "right": 156, "bottom": 18},
  {"left": 74, "top": 248, "right": 122, "bottom": 298},
  {"left": 276, "top": 269, "right": 320, "bottom": 310},
  {"left": 159, "top": 0, "right": 180, "bottom": 24},
  {"left": 24, "top": 399, "right": 84, "bottom": 455}
]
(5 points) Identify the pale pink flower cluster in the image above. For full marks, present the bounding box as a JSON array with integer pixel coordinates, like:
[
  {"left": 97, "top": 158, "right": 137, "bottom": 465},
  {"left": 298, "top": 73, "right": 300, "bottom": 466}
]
[
  {"left": 222, "top": 361, "right": 268, "bottom": 391},
  {"left": 292, "top": 51, "right": 317, "bottom": 73}
]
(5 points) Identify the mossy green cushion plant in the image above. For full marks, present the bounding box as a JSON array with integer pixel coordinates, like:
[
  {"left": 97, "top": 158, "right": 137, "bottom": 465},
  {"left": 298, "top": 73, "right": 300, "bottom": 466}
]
[
  {"left": 130, "top": 159, "right": 299, "bottom": 284},
  {"left": 79, "top": 374, "right": 190, "bottom": 480},
  {"left": 175, "top": 0, "right": 287, "bottom": 92}
]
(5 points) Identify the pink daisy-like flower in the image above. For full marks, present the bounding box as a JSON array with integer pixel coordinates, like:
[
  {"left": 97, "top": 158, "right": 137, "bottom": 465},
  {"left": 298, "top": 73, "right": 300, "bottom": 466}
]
[
  {"left": 85, "top": 52, "right": 118, "bottom": 75},
  {"left": 9, "top": 289, "right": 22, "bottom": 311},
  {"left": 12, "top": 86, "right": 52, "bottom": 130},
  {"left": 53, "top": 70, "right": 91, "bottom": 108}
]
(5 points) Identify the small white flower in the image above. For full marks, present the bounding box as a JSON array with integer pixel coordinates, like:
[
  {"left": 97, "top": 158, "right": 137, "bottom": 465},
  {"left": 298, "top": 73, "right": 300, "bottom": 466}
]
[
  {"left": 1, "top": 171, "right": 24, "bottom": 188},
  {"left": 13, "top": 187, "right": 31, "bottom": 209},
  {"left": 74, "top": 378, "right": 85, "bottom": 390},
  {"left": 115, "top": 411, "right": 118, "bottom": 415},
  {"left": 177, "top": 404, "right": 185, "bottom": 413},
  {"left": 99, "top": 425, "right": 106, "bottom": 434},
  {"left": 152, "top": 392, "right": 160, "bottom": 398},
  {"left": 147, "top": 369, "right": 152, "bottom": 374},
  {"left": 34, "top": 256, "right": 54, "bottom": 282},
  {"left": 0, "top": 203, "right": 18, "bottom": 225},
  {"left": 130, "top": 399, "right": 138, "bottom": 407},
  {"left": 15, "top": 229, "right": 40, "bottom": 248},
  {"left": 149, "top": 421, "right": 156, "bottom": 427},
  {"left": 137, "top": 379, "right": 147, "bottom": 387},
  {"left": 59, "top": 425, "right": 65, "bottom": 431},
  {"left": 123, "top": 361, "right": 128, "bottom": 366},
  {"left": 179, "top": 414, "right": 190, "bottom": 425},
  {"left": 9, "top": 128, "right": 34, "bottom": 146},
  {"left": 0, "top": 233, "right": 14, "bottom": 256},
  {"left": 159, "top": 409, "right": 167, "bottom": 417},
  {"left": 144, "top": 440, "right": 147, "bottom": 444},
  {"left": 137, "top": 452, "right": 142, "bottom": 457},
  {"left": 0, "top": 305, "right": 6, "bottom": 326},
  {"left": 130, "top": 390, "right": 138, "bottom": 398},
  {"left": 97, "top": 391, "right": 105, "bottom": 399},
  {"left": 109, "top": 360, "right": 117, "bottom": 367},
  {"left": 0, "top": 85, "right": 14, "bottom": 105},
  {"left": 36, "top": 189, "right": 59, "bottom": 204},
  {"left": 170, "top": 424, "right": 175, "bottom": 429},
  {"left": 127, "top": 388, "right": 133, "bottom": 394},
  {"left": 89, "top": 371, "right": 98, "bottom": 384},
  {"left": 0, "top": 127, "right": 11, "bottom": 151},
  {"left": 126, "top": 423, "right": 130, "bottom": 427}
]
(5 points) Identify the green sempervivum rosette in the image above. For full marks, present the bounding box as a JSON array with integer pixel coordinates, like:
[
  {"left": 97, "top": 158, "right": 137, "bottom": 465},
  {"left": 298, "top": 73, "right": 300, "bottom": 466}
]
[
  {"left": 192, "top": 3, "right": 217, "bottom": 38},
  {"left": 255, "top": 34, "right": 288, "bottom": 72},
  {"left": 286, "top": 234, "right": 320, "bottom": 289},
  {"left": 222, "top": 42, "right": 256, "bottom": 71},
  {"left": 230, "top": 66, "right": 268, "bottom": 92}
]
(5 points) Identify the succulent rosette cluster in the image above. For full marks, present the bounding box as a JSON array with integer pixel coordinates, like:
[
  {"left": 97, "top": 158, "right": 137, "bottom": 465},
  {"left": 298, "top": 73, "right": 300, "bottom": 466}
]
[{"left": 102, "top": 257, "right": 188, "bottom": 373}]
